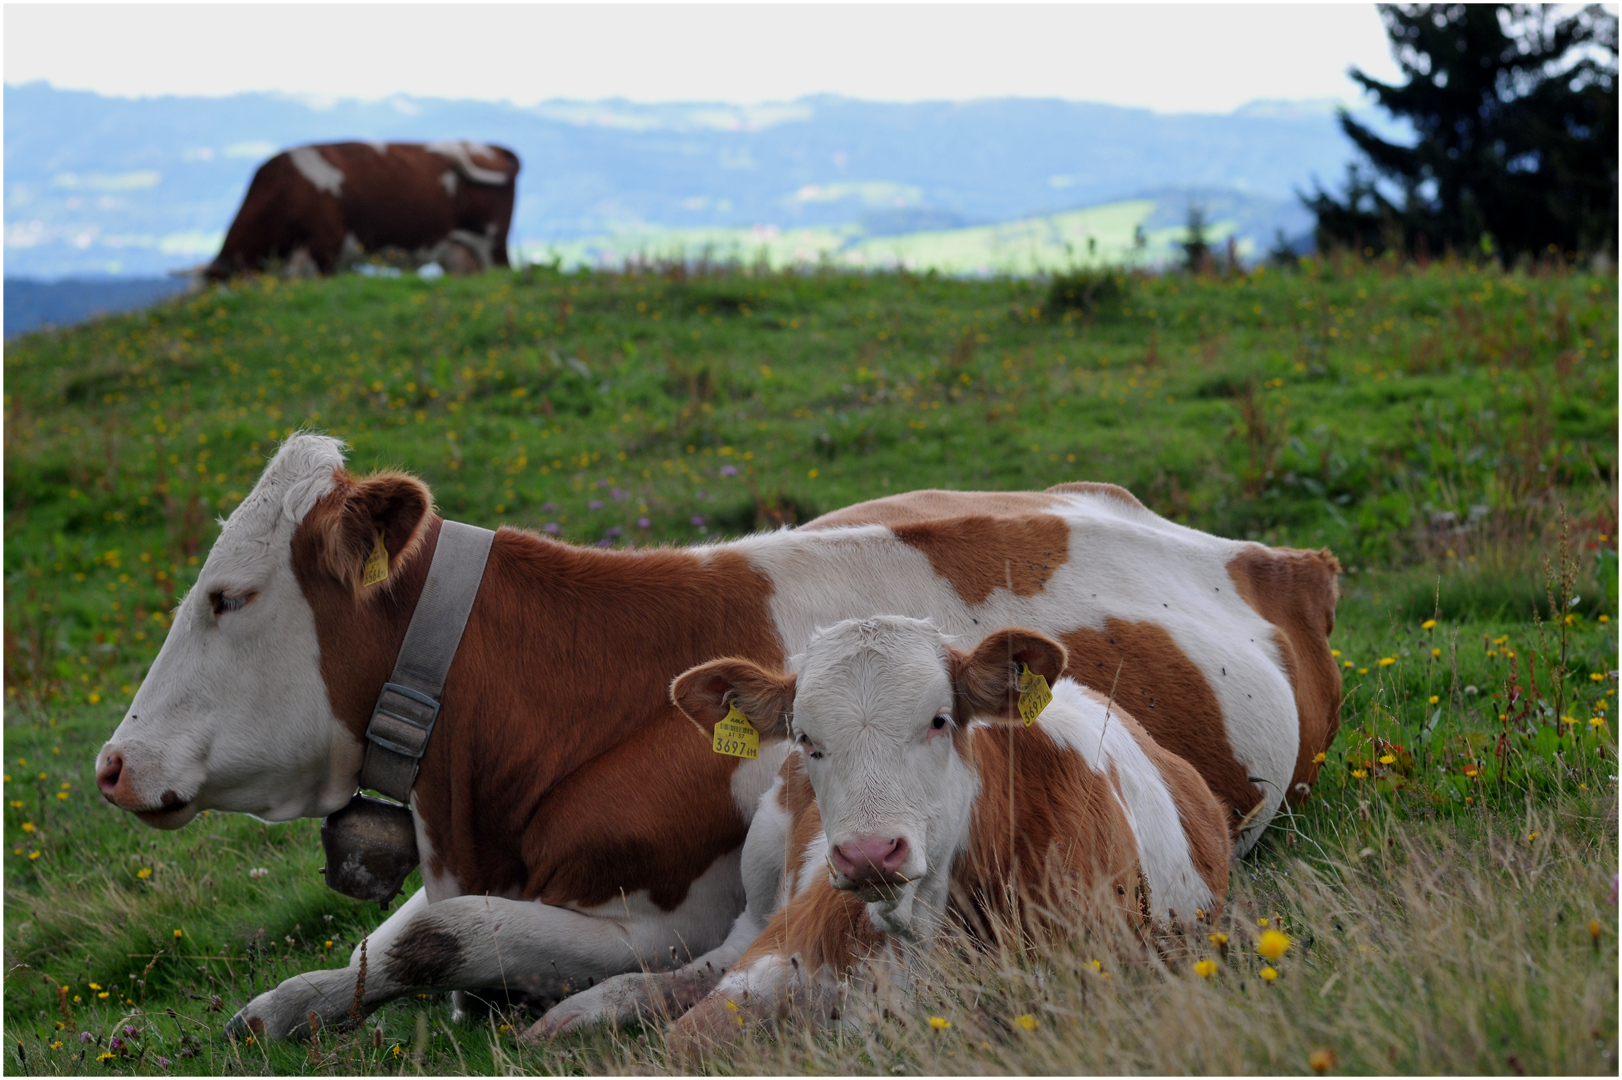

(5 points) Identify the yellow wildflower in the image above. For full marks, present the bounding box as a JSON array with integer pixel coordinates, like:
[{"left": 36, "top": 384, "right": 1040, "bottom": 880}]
[
  {"left": 88, "top": 983, "right": 101, "bottom": 991},
  {"left": 1429, "top": 695, "right": 1440, "bottom": 704},
  {"left": 1379, "top": 754, "right": 1396, "bottom": 765},
  {"left": 1377, "top": 657, "right": 1396, "bottom": 667},
  {"left": 928, "top": 1016, "right": 951, "bottom": 1030},
  {"left": 1014, "top": 1013, "right": 1038, "bottom": 1031},
  {"left": 1312, "top": 752, "right": 1326, "bottom": 764},
  {"left": 1351, "top": 769, "right": 1367, "bottom": 779},
  {"left": 173, "top": 929, "right": 182, "bottom": 939},
  {"left": 1208, "top": 932, "right": 1228, "bottom": 946},
  {"left": 1309, "top": 1047, "right": 1337, "bottom": 1073},
  {"left": 1431, "top": 648, "right": 1441, "bottom": 657},
  {"left": 1257, "top": 930, "right": 1291, "bottom": 962},
  {"left": 137, "top": 868, "right": 151, "bottom": 879},
  {"left": 1194, "top": 959, "right": 1217, "bottom": 978},
  {"left": 29, "top": 850, "right": 39, "bottom": 860},
  {"left": 1421, "top": 619, "right": 1436, "bottom": 630},
  {"left": 1462, "top": 763, "right": 1479, "bottom": 777},
  {"left": 21, "top": 822, "right": 34, "bottom": 833}
]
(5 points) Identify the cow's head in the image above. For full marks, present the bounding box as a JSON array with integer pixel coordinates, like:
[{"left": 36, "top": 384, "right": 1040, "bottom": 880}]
[
  {"left": 672, "top": 616, "right": 1066, "bottom": 935},
  {"left": 95, "top": 434, "right": 433, "bottom": 828}
]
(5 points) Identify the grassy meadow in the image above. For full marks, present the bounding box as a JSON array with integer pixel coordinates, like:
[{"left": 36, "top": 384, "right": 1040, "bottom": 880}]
[{"left": 2, "top": 255, "right": 1617, "bottom": 1075}]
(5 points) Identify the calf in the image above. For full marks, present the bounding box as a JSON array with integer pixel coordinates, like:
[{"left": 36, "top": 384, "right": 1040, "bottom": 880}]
[{"left": 530, "top": 616, "right": 1229, "bottom": 1043}]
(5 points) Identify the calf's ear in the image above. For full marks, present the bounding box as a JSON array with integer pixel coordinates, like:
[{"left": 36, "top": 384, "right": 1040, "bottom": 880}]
[
  {"left": 311, "top": 471, "right": 434, "bottom": 592},
  {"left": 671, "top": 659, "right": 797, "bottom": 740},
  {"left": 951, "top": 628, "right": 1067, "bottom": 723}
]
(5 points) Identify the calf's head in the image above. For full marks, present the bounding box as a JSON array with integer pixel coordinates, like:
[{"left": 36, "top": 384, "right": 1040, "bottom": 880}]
[
  {"left": 672, "top": 616, "right": 1065, "bottom": 933},
  {"left": 96, "top": 434, "right": 433, "bottom": 828}
]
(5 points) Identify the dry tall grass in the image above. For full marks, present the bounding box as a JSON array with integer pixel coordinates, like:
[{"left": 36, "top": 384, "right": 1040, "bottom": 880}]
[{"left": 496, "top": 794, "right": 1617, "bottom": 1076}]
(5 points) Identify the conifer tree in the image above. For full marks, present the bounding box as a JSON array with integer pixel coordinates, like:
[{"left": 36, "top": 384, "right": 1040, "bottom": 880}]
[{"left": 1309, "top": 4, "right": 1618, "bottom": 260}]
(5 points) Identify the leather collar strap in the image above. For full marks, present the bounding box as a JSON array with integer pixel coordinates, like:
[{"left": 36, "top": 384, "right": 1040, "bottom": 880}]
[{"left": 359, "top": 520, "right": 495, "bottom": 803}]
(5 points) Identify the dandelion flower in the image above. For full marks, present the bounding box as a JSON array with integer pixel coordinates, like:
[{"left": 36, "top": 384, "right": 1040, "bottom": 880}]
[
  {"left": 1194, "top": 959, "right": 1217, "bottom": 978},
  {"left": 21, "top": 822, "right": 34, "bottom": 833},
  {"left": 1422, "top": 619, "right": 1436, "bottom": 630},
  {"left": 98, "top": 991, "right": 109, "bottom": 999},
  {"left": 1257, "top": 929, "right": 1291, "bottom": 961},
  {"left": 1208, "top": 932, "right": 1228, "bottom": 946},
  {"left": 173, "top": 929, "right": 182, "bottom": 939},
  {"left": 1014, "top": 1014, "right": 1038, "bottom": 1031},
  {"left": 1431, "top": 648, "right": 1441, "bottom": 658},
  {"left": 1429, "top": 695, "right": 1440, "bottom": 705},
  {"left": 1357, "top": 668, "right": 1368, "bottom": 674},
  {"left": 1351, "top": 769, "right": 1367, "bottom": 779},
  {"left": 1308, "top": 1047, "right": 1336, "bottom": 1073},
  {"left": 928, "top": 1016, "right": 951, "bottom": 1030},
  {"left": 1379, "top": 754, "right": 1396, "bottom": 765},
  {"left": 136, "top": 868, "right": 151, "bottom": 879},
  {"left": 1378, "top": 657, "right": 1395, "bottom": 667},
  {"left": 1462, "top": 763, "right": 1480, "bottom": 778},
  {"left": 1312, "top": 752, "right": 1326, "bottom": 764},
  {"left": 1592, "top": 717, "right": 1607, "bottom": 728},
  {"left": 89, "top": 983, "right": 101, "bottom": 991},
  {"left": 1259, "top": 966, "right": 1279, "bottom": 982},
  {"left": 29, "top": 850, "right": 40, "bottom": 860}
]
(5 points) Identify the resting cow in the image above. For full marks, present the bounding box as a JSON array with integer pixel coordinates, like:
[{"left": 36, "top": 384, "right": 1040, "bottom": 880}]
[
  {"left": 535, "top": 616, "right": 1231, "bottom": 1043},
  {"left": 94, "top": 434, "right": 1337, "bottom": 1038},
  {"left": 205, "top": 141, "right": 519, "bottom": 280}
]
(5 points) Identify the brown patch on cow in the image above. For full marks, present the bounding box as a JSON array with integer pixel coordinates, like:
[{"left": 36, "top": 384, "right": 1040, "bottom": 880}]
[
  {"left": 385, "top": 924, "right": 463, "bottom": 987},
  {"left": 1075, "top": 687, "right": 1232, "bottom": 909},
  {"left": 1058, "top": 619, "right": 1262, "bottom": 835},
  {"left": 1226, "top": 546, "right": 1343, "bottom": 800},
  {"left": 1043, "top": 481, "right": 1147, "bottom": 509},
  {"left": 292, "top": 476, "right": 786, "bottom": 910},
  {"left": 953, "top": 722, "right": 1143, "bottom": 937},
  {"left": 885, "top": 515, "right": 1072, "bottom": 606}
]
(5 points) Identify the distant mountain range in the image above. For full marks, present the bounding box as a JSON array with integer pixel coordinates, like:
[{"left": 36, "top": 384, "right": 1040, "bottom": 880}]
[{"left": 4, "top": 82, "right": 1402, "bottom": 279}]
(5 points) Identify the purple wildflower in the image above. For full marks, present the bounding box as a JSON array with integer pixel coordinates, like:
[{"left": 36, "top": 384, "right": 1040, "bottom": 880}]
[
  {"left": 541, "top": 501, "right": 555, "bottom": 512},
  {"left": 156, "top": 1056, "right": 171, "bottom": 1070},
  {"left": 79, "top": 1032, "right": 93, "bottom": 1044},
  {"left": 123, "top": 1026, "right": 137, "bottom": 1038},
  {"left": 110, "top": 1038, "right": 124, "bottom": 1052},
  {"left": 588, "top": 499, "right": 604, "bottom": 510},
  {"left": 606, "top": 526, "right": 622, "bottom": 538},
  {"left": 691, "top": 515, "right": 705, "bottom": 527},
  {"left": 638, "top": 517, "right": 651, "bottom": 528},
  {"left": 611, "top": 488, "right": 629, "bottom": 501},
  {"left": 543, "top": 522, "right": 560, "bottom": 534},
  {"left": 720, "top": 465, "right": 738, "bottom": 477}
]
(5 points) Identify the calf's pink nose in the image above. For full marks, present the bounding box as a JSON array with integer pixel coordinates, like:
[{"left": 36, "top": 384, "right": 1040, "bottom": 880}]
[
  {"left": 830, "top": 836, "right": 910, "bottom": 885},
  {"left": 96, "top": 752, "right": 124, "bottom": 800}
]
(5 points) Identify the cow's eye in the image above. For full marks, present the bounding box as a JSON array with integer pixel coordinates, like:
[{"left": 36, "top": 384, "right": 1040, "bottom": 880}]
[
  {"left": 932, "top": 715, "right": 949, "bottom": 730},
  {"left": 796, "top": 732, "right": 822, "bottom": 759},
  {"left": 211, "top": 591, "right": 255, "bottom": 616}
]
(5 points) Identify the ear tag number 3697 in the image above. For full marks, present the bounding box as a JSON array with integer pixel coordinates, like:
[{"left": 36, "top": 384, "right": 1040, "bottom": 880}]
[
  {"left": 712, "top": 702, "right": 760, "bottom": 759},
  {"left": 1017, "top": 663, "right": 1052, "bottom": 727}
]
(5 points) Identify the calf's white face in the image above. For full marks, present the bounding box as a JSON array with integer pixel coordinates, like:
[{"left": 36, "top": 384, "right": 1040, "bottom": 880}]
[
  {"left": 672, "top": 617, "right": 1066, "bottom": 935},
  {"left": 95, "top": 435, "right": 362, "bottom": 827}
]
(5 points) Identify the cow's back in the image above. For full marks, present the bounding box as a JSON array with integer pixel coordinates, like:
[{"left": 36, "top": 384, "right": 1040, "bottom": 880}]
[{"left": 747, "top": 485, "right": 1338, "bottom": 851}]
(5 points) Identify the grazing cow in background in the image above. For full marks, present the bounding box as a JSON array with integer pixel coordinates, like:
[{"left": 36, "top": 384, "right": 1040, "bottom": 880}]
[
  {"left": 93, "top": 435, "right": 1335, "bottom": 1039},
  {"left": 529, "top": 617, "right": 1231, "bottom": 1042},
  {"left": 204, "top": 141, "right": 519, "bottom": 280}
]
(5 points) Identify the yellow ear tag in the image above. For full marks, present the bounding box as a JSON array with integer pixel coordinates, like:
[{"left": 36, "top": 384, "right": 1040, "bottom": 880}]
[
  {"left": 362, "top": 530, "right": 390, "bottom": 587},
  {"left": 1017, "top": 663, "right": 1052, "bottom": 727},
  {"left": 712, "top": 701, "right": 760, "bottom": 759}
]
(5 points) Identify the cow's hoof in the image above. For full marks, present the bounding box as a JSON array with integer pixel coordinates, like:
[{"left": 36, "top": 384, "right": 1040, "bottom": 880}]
[{"left": 223, "top": 1010, "right": 266, "bottom": 1043}]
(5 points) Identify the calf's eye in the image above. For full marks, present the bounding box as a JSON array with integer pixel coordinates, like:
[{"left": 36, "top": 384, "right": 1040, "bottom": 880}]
[{"left": 932, "top": 715, "right": 949, "bottom": 731}]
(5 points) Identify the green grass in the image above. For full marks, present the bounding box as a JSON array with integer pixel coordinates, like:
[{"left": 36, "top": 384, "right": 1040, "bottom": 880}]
[{"left": 3, "top": 256, "right": 1617, "bottom": 1074}]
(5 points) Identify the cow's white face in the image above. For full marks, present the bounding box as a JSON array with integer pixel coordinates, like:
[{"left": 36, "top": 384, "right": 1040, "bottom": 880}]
[
  {"left": 96, "top": 435, "right": 364, "bottom": 828},
  {"left": 672, "top": 618, "right": 1066, "bottom": 940},
  {"left": 789, "top": 617, "right": 974, "bottom": 931}
]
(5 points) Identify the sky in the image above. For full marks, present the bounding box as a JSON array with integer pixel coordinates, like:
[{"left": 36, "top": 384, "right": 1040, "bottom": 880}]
[{"left": 4, "top": 3, "right": 1405, "bottom": 114}]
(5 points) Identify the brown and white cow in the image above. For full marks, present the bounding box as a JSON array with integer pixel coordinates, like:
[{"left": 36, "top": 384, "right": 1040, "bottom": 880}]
[
  {"left": 205, "top": 141, "right": 519, "bottom": 280},
  {"left": 94, "top": 434, "right": 1336, "bottom": 1038},
  {"left": 530, "top": 616, "right": 1231, "bottom": 1043}
]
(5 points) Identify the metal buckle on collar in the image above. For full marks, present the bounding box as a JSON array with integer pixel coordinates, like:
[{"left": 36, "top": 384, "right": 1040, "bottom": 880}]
[{"left": 367, "top": 682, "right": 440, "bottom": 759}]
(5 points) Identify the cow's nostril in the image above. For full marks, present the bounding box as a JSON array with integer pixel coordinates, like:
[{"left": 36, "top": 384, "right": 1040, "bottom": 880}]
[
  {"left": 882, "top": 837, "right": 910, "bottom": 872},
  {"left": 831, "top": 836, "right": 909, "bottom": 884},
  {"left": 96, "top": 752, "right": 124, "bottom": 799}
]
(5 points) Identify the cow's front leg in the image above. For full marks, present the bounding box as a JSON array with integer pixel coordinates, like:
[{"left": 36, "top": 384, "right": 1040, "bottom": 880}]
[
  {"left": 524, "top": 904, "right": 770, "bottom": 1039},
  {"left": 226, "top": 892, "right": 679, "bottom": 1041}
]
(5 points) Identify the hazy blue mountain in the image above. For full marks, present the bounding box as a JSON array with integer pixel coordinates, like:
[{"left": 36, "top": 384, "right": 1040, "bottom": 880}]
[{"left": 4, "top": 83, "right": 1394, "bottom": 278}]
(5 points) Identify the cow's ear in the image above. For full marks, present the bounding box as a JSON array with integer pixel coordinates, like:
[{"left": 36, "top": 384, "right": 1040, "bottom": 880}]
[
  {"left": 317, "top": 471, "right": 434, "bottom": 592},
  {"left": 671, "top": 659, "right": 797, "bottom": 741},
  {"left": 950, "top": 628, "right": 1067, "bottom": 723}
]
